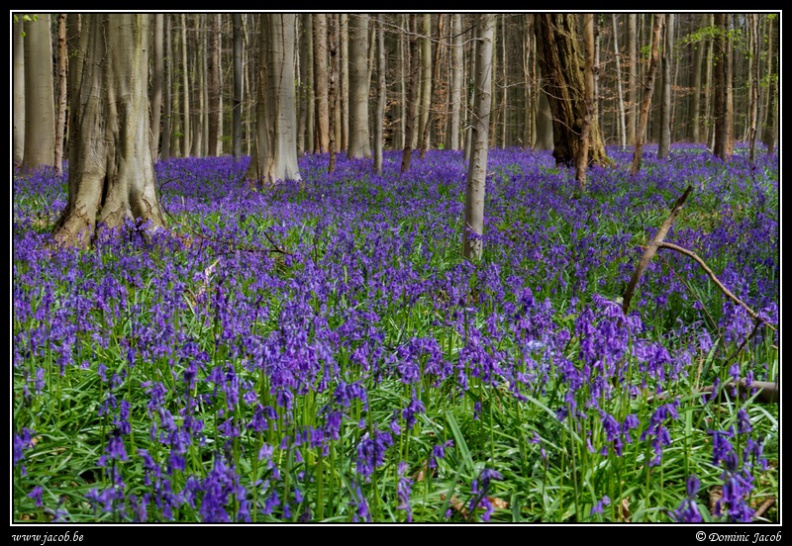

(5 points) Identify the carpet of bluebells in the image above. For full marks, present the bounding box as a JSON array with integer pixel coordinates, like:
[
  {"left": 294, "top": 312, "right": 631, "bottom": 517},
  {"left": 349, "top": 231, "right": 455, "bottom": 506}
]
[{"left": 12, "top": 144, "right": 779, "bottom": 523}]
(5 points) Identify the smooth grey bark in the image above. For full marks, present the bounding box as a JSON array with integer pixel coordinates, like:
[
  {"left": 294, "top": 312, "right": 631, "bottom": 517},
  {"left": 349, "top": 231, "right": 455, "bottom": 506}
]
[
  {"left": 374, "top": 15, "right": 385, "bottom": 174},
  {"left": 713, "top": 13, "right": 733, "bottom": 160},
  {"left": 627, "top": 14, "right": 637, "bottom": 146},
  {"left": 180, "top": 14, "right": 190, "bottom": 156},
  {"left": 53, "top": 14, "right": 164, "bottom": 247},
  {"left": 233, "top": 14, "right": 243, "bottom": 160},
  {"left": 704, "top": 14, "right": 714, "bottom": 149},
  {"left": 150, "top": 14, "right": 164, "bottom": 160},
  {"left": 420, "top": 14, "right": 444, "bottom": 158},
  {"left": 13, "top": 18, "right": 24, "bottom": 164},
  {"left": 612, "top": 14, "right": 627, "bottom": 150},
  {"left": 748, "top": 14, "right": 760, "bottom": 164},
  {"left": 55, "top": 14, "right": 68, "bottom": 176},
  {"left": 462, "top": 14, "right": 494, "bottom": 262},
  {"left": 348, "top": 14, "right": 371, "bottom": 159},
  {"left": 21, "top": 14, "right": 56, "bottom": 172},
  {"left": 246, "top": 14, "right": 301, "bottom": 185},
  {"left": 313, "top": 14, "right": 330, "bottom": 153},
  {"left": 418, "top": 14, "right": 431, "bottom": 149},
  {"left": 630, "top": 14, "right": 664, "bottom": 176},
  {"left": 691, "top": 15, "right": 703, "bottom": 143},
  {"left": 161, "top": 14, "right": 172, "bottom": 160},
  {"left": 761, "top": 15, "right": 777, "bottom": 154},
  {"left": 576, "top": 13, "right": 595, "bottom": 189},
  {"left": 207, "top": 14, "right": 221, "bottom": 157},
  {"left": 340, "top": 14, "right": 349, "bottom": 152},
  {"left": 296, "top": 14, "right": 310, "bottom": 157},
  {"left": 658, "top": 13, "right": 673, "bottom": 159},
  {"left": 400, "top": 15, "right": 420, "bottom": 174},
  {"left": 398, "top": 15, "right": 407, "bottom": 149},
  {"left": 450, "top": 14, "right": 463, "bottom": 151},
  {"left": 328, "top": 14, "right": 339, "bottom": 172},
  {"left": 65, "top": 14, "right": 81, "bottom": 160}
]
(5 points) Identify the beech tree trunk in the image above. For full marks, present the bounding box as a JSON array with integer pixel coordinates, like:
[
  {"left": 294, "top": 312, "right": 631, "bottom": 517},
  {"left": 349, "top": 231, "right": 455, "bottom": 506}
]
[
  {"left": 232, "top": 14, "right": 243, "bottom": 160},
  {"left": 21, "top": 14, "right": 56, "bottom": 172},
  {"left": 420, "top": 15, "right": 444, "bottom": 159},
  {"left": 400, "top": 15, "right": 420, "bottom": 174},
  {"left": 462, "top": 14, "right": 494, "bottom": 262},
  {"left": 691, "top": 15, "right": 703, "bottom": 143},
  {"left": 53, "top": 14, "right": 164, "bottom": 247},
  {"left": 13, "top": 18, "right": 25, "bottom": 165},
  {"left": 748, "top": 14, "right": 760, "bottom": 164},
  {"left": 150, "top": 14, "right": 164, "bottom": 160},
  {"left": 340, "top": 14, "right": 349, "bottom": 153},
  {"left": 348, "top": 14, "right": 371, "bottom": 159},
  {"left": 161, "top": 14, "right": 172, "bottom": 160},
  {"left": 180, "top": 14, "right": 190, "bottom": 156},
  {"left": 657, "top": 13, "right": 673, "bottom": 159},
  {"left": 535, "top": 14, "right": 608, "bottom": 168},
  {"left": 297, "top": 14, "right": 311, "bottom": 158},
  {"left": 55, "top": 14, "right": 68, "bottom": 177},
  {"left": 713, "top": 13, "right": 733, "bottom": 161},
  {"left": 627, "top": 14, "right": 637, "bottom": 146},
  {"left": 313, "top": 14, "right": 330, "bottom": 154},
  {"left": 761, "top": 16, "right": 777, "bottom": 155},
  {"left": 613, "top": 14, "right": 627, "bottom": 150},
  {"left": 630, "top": 14, "right": 664, "bottom": 176},
  {"left": 246, "top": 14, "right": 301, "bottom": 185},
  {"left": 374, "top": 15, "right": 385, "bottom": 174},
  {"left": 418, "top": 14, "right": 432, "bottom": 150},
  {"left": 328, "top": 14, "right": 339, "bottom": 173},
  {"left": 207, "top": 14, "right": 221, "bottom": 157},
  {"left": 576, "top": 13, "right": 595, "bottom": 189},
  {"left": 450, "top": 14, "right": 463, "bottom": 151}
]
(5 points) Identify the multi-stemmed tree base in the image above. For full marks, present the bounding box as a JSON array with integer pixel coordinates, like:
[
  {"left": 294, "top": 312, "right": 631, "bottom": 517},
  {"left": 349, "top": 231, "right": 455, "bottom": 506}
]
[{"left": 51, "top": 14, "right": 164, "bottom": 248}]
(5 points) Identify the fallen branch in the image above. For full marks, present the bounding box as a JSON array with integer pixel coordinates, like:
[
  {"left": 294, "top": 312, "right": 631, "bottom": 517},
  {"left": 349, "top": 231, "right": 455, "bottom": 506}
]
[
  {"left": 656, "top": 242, "right": 776, "bottom": 332},
  {"left": 622, "top": 185, "right": 693, "bottom": 314},
  {"left": 649, "top": 378, "right": 779, "bottom": 405},
  {"left": 753, "top": 497, "right": 776, "bottom": 520},
  {"left": 700, "top": 378, "right": 778, "bottom": 405},
  {"left": 157, "top": 174, "right": 293, "bottom": 257}
]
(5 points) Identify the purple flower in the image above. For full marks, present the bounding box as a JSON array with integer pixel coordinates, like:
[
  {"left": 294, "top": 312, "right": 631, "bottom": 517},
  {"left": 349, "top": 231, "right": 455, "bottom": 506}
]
[{"left": 27, "top": 486, "right": 43, "bottom": 507}]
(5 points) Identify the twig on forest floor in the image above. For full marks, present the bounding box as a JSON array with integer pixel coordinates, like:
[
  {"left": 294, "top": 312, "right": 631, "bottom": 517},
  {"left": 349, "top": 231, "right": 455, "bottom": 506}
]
[
  {"left": 621, "top": 185, "right": 693, "bottom": 314},
  {"left": 753, "top": 497, "right": 776, "bottom": 520}
]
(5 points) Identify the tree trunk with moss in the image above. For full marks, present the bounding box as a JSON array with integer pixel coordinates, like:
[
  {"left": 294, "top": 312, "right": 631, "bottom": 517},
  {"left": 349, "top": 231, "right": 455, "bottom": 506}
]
[
  {"left": 53, "top": 14, "right": 164, "bottom": 247},
  {"left": 535, "top": 14, "right": 608, "bottom": 168}
]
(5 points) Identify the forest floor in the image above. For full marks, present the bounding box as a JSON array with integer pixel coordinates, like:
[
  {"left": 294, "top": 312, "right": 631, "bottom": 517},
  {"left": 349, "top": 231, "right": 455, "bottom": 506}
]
[{"left": 12, "top": 144, "right": 778, "bottom": 523}]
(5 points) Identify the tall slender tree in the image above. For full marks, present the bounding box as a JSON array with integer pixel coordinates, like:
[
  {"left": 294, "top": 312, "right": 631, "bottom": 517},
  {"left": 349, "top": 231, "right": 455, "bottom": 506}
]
[
  {"left": 150, "top": 14, "right": 164, "bottom": 160},
  {"left": 55, "top": 14, "right": 68, "bottom": 176},
  {"left": 658, "top": 13, "right": 674, "bottom": 159},
  {"left": 348, "top": 14, "right": 371, "bottom": 159},
  {"left": 374, "top": 15, "right": 386, "bottom": 174},
  {"left": 400, "top": 15, "right": 420, "bottom": 174},
  {"left": 462, "top": 14, "right": 495, "bottom": 261},
  {"left": 313, "top": 14, "right": 330, "bottom": 154},
  {"left": 630, "top": 14, "right": 664, "bottom": 176}
]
